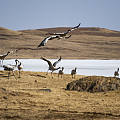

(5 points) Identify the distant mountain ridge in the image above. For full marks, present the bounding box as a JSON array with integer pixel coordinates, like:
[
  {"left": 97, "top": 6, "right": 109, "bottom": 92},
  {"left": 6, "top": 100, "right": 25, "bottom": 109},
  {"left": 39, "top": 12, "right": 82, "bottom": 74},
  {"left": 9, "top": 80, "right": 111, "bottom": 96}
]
[
  {"left": 0, "top": 26, "right": 120, "bottom": 37},
  {"left": 19, "top": 27, "right": 120, "bottom": 37}
]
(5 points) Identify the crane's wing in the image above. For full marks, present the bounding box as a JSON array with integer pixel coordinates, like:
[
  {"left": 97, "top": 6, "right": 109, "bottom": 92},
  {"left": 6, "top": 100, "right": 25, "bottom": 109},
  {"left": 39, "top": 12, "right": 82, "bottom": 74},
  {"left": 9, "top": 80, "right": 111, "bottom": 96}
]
[
  {"left": 71, "top": 23, "right": 81, "bottom": 31},
  {"left": 47, "top": 23, "right": 81, "bottom": 37},
  {"left": 50, "top": 32, "right": 65, "bottom": 35},
  {"left": 41, "top": 57, "right": 53, "bottom": 68},
  {"left": 38, "top": 35, "right": 59, "bottom": 47},
  {"left": 53, "top": 56, "right": 62, "bottom": 67},
  {"left": 50, "top": 30, "right": 70, "bottom": 36},
  {"left": 3, "top": 65, "right": 14, "bottom": 70},
  {"left": 38, "top": 37, "right": 50, "bottom": 47},
  {"left": 65, "top": 35, "right": 72, "bottom": 39},
  {"left": 48, "top": 35, "right": 60, "bottom": 40},
  {"left": 67, "top": 23, "right": 81, "bottom": 33}
]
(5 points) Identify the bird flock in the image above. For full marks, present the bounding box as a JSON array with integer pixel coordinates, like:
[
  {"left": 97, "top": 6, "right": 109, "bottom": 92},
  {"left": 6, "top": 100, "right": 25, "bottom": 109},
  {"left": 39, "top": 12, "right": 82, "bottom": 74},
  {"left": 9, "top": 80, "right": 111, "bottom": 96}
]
[
  {"left": 0, "top": 51, "right": 77, "bottom": 79},
  {"left": 37, "top": 23, "right": 81, "bottom": 47},
  {"left": 37, "top": 23, "right": 81, "bottom": 78},
  {"left": 0, "top": 23, "right": 119, "bottom": 79},
  {"left": 0, "top": 51, "right": 23, "bottom": 79}
]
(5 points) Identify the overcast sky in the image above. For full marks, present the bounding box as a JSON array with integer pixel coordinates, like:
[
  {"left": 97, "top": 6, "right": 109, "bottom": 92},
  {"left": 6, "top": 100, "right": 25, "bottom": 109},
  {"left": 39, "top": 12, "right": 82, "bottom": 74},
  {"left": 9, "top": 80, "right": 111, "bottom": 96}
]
[{"left": 0, "top": 0, "right": 120, "bottom": 31}]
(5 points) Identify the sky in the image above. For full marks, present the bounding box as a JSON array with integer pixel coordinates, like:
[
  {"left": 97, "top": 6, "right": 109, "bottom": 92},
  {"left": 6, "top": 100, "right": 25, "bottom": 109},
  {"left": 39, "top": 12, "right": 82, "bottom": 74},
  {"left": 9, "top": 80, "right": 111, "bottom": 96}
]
[{"left": 0, "top": 0, "right": 120, "bottom": 31}]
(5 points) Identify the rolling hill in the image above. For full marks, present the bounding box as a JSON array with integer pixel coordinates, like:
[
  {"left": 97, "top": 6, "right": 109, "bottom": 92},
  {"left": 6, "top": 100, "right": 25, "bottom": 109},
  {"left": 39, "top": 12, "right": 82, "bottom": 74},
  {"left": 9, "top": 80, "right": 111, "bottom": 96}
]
[{"left": 0, "top": 26, "right": 120, "bottom": 59}]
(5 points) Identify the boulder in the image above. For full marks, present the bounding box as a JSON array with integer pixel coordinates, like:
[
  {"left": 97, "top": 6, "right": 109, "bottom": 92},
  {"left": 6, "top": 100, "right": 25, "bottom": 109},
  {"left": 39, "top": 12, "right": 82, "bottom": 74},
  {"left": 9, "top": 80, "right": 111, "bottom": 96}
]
[{"left": 66, "top": 76, "right": 120, "bottom": 92}]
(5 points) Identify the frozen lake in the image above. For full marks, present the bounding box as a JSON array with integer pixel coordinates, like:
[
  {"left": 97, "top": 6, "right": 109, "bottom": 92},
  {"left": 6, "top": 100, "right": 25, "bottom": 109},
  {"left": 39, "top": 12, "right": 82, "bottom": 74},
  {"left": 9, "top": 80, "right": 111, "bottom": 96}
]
[{"left": 0, "top": 59, "right": 120, "bottom": 77}]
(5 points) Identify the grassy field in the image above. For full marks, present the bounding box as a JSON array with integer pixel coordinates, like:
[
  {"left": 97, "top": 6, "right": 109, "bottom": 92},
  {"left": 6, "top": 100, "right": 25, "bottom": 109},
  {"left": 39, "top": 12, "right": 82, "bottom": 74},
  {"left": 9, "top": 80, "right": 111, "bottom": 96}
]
[{"left": 0, "top": 70, "right": 120, "bottom": 120}]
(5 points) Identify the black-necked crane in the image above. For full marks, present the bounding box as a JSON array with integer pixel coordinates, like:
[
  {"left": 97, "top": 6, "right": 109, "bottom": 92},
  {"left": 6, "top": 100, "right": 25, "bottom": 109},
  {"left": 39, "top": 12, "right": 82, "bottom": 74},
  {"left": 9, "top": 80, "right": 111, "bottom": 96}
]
[
  {"left": 49, "top": 23, "right": 81, "bottom": 39},
  {"left": 41, "top": 56, "right": 61, "bottom": 78},
  {"left": 69, "top": 23, "right": 81, "bottom": 32},
  {"left": 114, "top": 68, "right": 119, "bottom": 77},
  {"left": 71, "top": 67, "right": 77, "bottom": 79},
  {"left": 37, "top": 35, "right": 59, "bottom": 47},
  {"left": 0, "top": 51, "right": 11, "bottom": 64},
  {"left": 38, "top": 23, "right": 81, "bottom": 47},
  {"left": 2, "top": 59, "right": 18, "bottom": 80},
  {"left": 15, "top": 59, "right": 23, "bottom": 78},
  {"left": 58, "top": 67, "right": 64, "bottom": 78}
]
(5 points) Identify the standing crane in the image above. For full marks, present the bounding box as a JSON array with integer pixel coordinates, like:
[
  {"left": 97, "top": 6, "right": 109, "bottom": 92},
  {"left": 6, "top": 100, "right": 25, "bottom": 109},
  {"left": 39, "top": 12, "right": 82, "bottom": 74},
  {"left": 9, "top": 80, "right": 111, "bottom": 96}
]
[
  {"left": 71, "top": 67, "right": 77, "bottom": 79},
  {"left": 2, "top": 59, "right": 18, "bottom": 80},
  {"left": 114, "top": 68, "right": 119, "bottom": 77},
  {"left": 58, "top": 67, "right": 64, "bottom": 78},
  {"left": 15, "top": 59, "right": 23, "bottom": 78}
]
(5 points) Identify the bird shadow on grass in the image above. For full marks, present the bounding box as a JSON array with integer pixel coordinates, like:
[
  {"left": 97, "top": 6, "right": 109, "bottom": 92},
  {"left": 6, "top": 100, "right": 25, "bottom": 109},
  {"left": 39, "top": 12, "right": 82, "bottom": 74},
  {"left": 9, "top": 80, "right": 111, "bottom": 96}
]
[
  {"left": 0, "top": 73, "right": 16, "bottom": 78},
  {"left": 0, "top": 73, "right": 8, "bottom": 78}
]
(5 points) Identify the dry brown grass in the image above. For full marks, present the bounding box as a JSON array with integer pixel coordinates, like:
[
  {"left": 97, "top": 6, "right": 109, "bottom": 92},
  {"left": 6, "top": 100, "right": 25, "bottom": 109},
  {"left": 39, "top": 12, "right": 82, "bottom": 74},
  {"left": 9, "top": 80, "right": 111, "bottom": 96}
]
[
  {"left": 0, "top": 27, "right": 21, "bottom": 35},
  {"left": 0, "top": 70, "right": 120, "bottom": 119},
  {"left": 0, "top": 27, "right": 120, "bottom": 59},
  {"left": 0, "top": 26, "right": 120, "bottom": 119}
]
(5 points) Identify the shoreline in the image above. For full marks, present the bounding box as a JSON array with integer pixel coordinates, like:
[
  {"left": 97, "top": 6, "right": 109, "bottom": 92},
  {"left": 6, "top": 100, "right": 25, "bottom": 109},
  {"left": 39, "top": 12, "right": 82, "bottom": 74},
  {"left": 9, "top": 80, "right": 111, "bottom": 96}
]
[{"left": 4, "top": 57, "right": 120, "bottom": 60}]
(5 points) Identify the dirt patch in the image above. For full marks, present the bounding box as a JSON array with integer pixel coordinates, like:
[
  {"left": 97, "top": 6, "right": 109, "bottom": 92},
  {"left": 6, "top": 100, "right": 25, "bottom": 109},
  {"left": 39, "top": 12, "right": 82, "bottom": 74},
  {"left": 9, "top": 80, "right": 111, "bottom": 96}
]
[{"left": 66, "top": 76, "right": 120, "bottom": 92}]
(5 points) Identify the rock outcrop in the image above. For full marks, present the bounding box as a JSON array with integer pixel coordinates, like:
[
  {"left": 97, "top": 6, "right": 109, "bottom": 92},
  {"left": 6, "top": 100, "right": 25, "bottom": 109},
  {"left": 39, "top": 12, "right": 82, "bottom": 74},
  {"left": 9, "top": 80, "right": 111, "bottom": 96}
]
[{"left": 66, "top": 76, "right": 120, "bottom": 92}]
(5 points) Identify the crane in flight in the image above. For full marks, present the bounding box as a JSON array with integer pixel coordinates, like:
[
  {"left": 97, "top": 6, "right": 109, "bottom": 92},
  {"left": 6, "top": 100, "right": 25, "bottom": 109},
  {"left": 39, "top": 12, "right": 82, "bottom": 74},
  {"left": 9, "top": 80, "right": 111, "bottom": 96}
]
[
  {"left": 37, "top": 23, "right": 81, "bottom": 47},
  {"left": 49, "top": 23, "right": 81, "bottom": 39}
]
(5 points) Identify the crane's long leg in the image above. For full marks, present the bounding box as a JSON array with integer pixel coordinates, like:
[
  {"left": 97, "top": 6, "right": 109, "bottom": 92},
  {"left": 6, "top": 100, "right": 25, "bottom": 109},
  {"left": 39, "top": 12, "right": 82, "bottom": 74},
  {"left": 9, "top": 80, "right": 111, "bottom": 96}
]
[
  {"left": 46, "top": 69, "right": 49, "bottom": 75},
  {"left": 8, "top": 71, "right": 10, "bottom": 80},
  {"left": 12, "top": 71, "right": 17, "bottom": 80},
  {"left": 71, "top": 74, "right": 73, "bottom": 78},
  {"left": 51, "top": 71, "right": 53, "bottom": 79},
  {"left": 18, "top": 70, "right": 21, "bottom": 78},
  {"left": 73, "top": 74, "right": 75, "bottom": 79}
]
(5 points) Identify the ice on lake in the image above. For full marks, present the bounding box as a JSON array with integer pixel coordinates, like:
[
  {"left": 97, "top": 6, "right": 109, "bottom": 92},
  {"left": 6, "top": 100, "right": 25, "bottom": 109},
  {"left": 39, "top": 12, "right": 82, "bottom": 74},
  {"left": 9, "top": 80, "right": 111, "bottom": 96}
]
[{"left": 0, "top": 59, "right": 120, "bottom": 77}]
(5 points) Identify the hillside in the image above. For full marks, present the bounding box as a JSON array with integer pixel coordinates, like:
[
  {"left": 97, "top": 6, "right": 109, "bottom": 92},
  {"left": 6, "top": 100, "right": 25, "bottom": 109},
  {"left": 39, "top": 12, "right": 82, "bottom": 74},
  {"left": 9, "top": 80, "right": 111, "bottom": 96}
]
[
  {"left": 0, "top": 26, "right": 120, "bottom": 59},
  {"left": 0, "top": 27, "right": 22, "bottom": 36}
]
